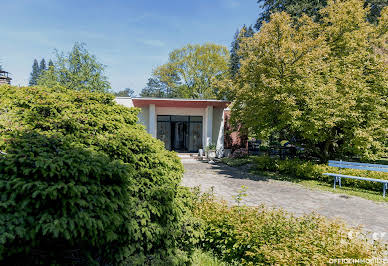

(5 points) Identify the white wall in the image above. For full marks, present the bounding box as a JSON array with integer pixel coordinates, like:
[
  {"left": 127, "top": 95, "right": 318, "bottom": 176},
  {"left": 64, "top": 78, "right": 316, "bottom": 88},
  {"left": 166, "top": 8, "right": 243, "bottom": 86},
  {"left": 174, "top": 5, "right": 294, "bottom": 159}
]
[{"left": 114, "top": 97, "right": 134, "bottom": 108}]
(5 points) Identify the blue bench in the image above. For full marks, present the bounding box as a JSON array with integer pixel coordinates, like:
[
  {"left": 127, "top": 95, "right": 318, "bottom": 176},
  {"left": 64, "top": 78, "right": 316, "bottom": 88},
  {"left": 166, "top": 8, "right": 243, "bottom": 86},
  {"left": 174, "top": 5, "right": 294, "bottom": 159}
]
[{"left": 323, "top": 160, "right": 388, "bottom": 197}]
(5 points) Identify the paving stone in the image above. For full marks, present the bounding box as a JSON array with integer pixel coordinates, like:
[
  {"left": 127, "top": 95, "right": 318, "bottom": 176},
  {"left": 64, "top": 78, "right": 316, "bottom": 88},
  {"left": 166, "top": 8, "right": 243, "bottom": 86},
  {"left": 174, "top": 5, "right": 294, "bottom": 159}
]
[{"left": 181, "top": 160, "right": 388, "bottom": 239}]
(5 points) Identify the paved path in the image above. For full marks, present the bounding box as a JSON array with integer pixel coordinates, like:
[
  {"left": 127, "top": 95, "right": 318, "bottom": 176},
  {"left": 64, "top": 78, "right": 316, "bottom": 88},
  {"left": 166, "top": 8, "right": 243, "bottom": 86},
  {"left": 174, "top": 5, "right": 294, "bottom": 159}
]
[{"left": 181, "top": 159, "right": 388, "bottom": 238}]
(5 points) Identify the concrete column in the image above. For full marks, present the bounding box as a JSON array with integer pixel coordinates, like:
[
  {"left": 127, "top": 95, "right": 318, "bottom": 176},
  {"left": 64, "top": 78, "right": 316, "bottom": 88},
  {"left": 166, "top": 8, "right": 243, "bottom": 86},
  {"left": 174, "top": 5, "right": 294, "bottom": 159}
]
[
  {"left": 149, "top": 104, "right": 156, "bottom": 137},
  {"left": 217, "top": 109, "right": 225, "bottom": 150},
  {"left": 206, "top": 105, "right": 213, "bottom": 147}
]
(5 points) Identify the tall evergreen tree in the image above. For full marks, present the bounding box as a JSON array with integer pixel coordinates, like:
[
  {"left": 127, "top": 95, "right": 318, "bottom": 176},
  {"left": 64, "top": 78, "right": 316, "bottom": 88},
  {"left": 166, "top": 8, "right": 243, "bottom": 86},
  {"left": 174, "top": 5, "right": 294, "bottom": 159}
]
[
  {"left": 29, "top": 59, "right": 40, "bottom": 86},
  {"left": 48, "top": 59, "right": 54, "bottom": 68},
  {"left": 39, "top": 59, "right": 47, "bottom": 74},
  {"left": 229, "top": 25, "right": 254, "bottom": 79}
]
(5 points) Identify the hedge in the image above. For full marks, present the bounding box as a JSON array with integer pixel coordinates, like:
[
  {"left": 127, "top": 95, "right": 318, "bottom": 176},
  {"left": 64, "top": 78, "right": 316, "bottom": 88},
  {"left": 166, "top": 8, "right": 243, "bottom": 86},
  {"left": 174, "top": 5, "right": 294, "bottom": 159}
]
[
  {"left": 193, "top": 192, "right": 385, "bottom": 265},
  {"left": 0, "top": 85, "right": 189, "bottom": 265}
]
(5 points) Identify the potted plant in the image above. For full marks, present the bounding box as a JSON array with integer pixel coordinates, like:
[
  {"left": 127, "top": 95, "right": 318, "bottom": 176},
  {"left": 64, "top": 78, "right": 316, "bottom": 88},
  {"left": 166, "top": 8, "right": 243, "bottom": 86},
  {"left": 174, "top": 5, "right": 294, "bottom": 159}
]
[{"left": 205, "top": 143, "right": 217, "bottom": 160}]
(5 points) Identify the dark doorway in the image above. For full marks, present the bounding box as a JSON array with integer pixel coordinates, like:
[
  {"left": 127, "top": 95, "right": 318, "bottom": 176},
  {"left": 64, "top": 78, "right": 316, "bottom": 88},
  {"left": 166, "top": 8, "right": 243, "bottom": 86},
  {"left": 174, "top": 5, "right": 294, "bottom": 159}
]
[
  {"left": 157, "top": 115, "right": 202, "bottom": 152},
  {"left": 171, "top": 121, "right": 187, "bottom": 151}
]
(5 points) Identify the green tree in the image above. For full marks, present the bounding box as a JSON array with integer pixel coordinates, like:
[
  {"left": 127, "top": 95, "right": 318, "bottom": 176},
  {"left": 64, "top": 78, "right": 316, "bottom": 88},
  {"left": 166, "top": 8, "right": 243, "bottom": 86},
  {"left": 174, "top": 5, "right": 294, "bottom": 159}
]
[
  {"left": 0, "top": 85, "right": 195, "bottom": 264},
  {"left": 230, "top": 25, "right": 255, "bottom": 79},
  {"left": 152, "top": 43, "right": 230, "bottom": 99},
  {"left": 233, "top": 0, "right": 388, "bottom": 161},
  {"left": 254, "top": 0, "right": 386, "bottom": 30},
  {"left": 48, "top": 59, "right": 54, "bottom": 68},
  {"left": 39, "top": 58, "right": 46, "bottom": 74},
  {"left": 140, "top": 77, "right": 177, "bottom": 98},
  {"left": 113, "top": 87, "right": 135, "bottom": 97},
  {"left": 38, "top": 43, "right": 111, "bottom": 92},
  {"left": 29, "top": 59, "right": 40, "bottom": 86}
]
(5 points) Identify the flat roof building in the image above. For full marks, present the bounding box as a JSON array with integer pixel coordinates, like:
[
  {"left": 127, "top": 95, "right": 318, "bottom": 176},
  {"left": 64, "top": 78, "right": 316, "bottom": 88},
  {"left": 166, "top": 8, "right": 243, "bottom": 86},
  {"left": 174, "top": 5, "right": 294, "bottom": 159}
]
[
  {"left": 116, "top": 97, "right": 230, "bottom": 153},
  {"left": 0, "top": 71, "right": 12, "bottom": 85}
]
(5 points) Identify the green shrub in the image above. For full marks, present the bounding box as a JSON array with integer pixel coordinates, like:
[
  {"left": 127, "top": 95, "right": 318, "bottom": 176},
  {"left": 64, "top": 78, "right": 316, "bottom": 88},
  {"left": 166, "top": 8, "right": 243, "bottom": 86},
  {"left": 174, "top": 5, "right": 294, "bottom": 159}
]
[
  {"left": 220, "top": 157, "right": 252, "bottom": 167},
  {"left": 0, "top": 132, "right": 134, "bottom": 264},
  {"left": 0, "top": 85, "right": 186, "bottom": 264},
  {"left": 194, "top": 193, "right": 385, "bottom": 265},
  {"left": 252, "top": 156, "right": 388, "bottom": 192}
]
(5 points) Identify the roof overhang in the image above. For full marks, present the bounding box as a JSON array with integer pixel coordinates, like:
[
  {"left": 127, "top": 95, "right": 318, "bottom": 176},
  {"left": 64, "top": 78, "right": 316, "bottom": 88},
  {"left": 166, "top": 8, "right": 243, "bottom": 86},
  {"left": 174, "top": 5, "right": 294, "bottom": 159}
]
[{"left": 129, "top": 97, "right": 230, "bottom": 108}]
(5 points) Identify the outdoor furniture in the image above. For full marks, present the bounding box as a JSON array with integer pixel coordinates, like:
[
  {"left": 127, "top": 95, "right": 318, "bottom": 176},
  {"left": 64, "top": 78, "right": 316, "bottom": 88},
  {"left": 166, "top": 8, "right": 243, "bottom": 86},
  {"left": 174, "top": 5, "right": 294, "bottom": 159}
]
[{"left": 323, "top": 160, "right": 388, "bottom": 197}]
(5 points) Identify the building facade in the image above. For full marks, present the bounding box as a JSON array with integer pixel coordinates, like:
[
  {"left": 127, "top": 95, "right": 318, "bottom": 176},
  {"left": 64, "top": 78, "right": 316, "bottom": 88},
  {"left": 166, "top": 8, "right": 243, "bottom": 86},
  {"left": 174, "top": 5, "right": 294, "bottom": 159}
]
[
  {"left": 116, "top": 97, "right": 230, "bottom": 153},
  {"left": 0, "top": 71, "right": 12, "bottom": 85}
]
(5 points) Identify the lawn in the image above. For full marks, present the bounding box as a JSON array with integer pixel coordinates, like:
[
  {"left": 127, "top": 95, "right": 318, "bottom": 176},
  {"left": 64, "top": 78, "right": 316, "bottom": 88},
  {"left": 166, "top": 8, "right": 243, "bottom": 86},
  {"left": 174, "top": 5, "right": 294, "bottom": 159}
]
[{"left": 220, "top": 157, "right": 388, "bottom": 203}]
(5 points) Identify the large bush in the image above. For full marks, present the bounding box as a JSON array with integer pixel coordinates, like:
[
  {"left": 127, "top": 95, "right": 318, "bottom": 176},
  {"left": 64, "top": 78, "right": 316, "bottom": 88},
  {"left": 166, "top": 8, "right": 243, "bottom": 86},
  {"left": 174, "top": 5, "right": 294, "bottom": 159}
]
[
  {"left": 194, "top": 192, "right": 385, "bottom": 265},
  {"left": 0, "top": 85, "right": 186, "bottom": 264}
]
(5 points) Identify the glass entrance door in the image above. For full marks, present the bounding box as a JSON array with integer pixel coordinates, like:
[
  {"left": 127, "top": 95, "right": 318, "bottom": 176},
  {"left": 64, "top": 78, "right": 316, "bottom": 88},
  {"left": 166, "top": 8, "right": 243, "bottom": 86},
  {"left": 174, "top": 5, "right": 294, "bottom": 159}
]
[
  {"left": 172, "top": 121, "right": 188, "bottom": 151},
  {"left": 157, "top": 115, "right": 203, "bottom": 152}
]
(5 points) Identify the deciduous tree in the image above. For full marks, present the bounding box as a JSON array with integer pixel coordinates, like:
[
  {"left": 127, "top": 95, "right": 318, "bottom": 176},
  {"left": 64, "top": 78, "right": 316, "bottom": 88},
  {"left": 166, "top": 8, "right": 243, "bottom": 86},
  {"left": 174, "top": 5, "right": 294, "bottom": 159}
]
[
  {"left": 233, "top": 0, "right": 387, "bottom": 161},
  {"left": 38, "top": 43, "right": 111, "bottom": 92},
  {"left": 152, "top": 43, "right": 229, "bottom": 99},
  {"left": 254, "top": 0, "right": 386, "bottom": 30}
]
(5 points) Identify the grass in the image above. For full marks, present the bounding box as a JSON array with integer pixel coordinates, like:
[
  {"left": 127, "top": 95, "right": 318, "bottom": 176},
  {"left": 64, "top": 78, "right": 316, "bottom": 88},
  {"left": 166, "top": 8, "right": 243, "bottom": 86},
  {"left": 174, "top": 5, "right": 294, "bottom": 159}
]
[
  {"left": 191, "top": 249, "right": 235, "bottom": 266},
  {"left": 251, "top": 169, "right": 388, "bottom": 202},
  {"left": 220, "top": 157, "right": 388, "bottom": 203}
]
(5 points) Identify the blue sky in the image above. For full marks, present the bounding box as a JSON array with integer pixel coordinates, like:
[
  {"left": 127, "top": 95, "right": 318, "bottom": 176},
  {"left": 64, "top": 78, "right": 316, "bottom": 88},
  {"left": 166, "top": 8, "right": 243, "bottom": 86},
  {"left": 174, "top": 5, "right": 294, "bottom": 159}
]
[{"left": 1, "top": 0, "right": 260, "bottom": 94}]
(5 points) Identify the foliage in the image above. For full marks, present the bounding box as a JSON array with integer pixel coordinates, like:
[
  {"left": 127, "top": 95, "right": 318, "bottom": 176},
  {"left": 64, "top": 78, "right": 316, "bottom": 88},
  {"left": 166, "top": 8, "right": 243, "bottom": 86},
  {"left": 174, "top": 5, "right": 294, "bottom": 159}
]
[
  {"left": 0, "top": 85, "right": 190, "bottom": 264},
  {"left": 48, "top": 59, "right": 54, "bottom": 68},
  {"left": 147, "top": 43, "right": 230, "bottom": 99},
  {"left": 29, "top": 58, "right": 49, "bottom": 86},
  {"left": 232, "top": 0, "right": 388, "bottom": 161},
  {"left": 0, "top": 132, "right": 134, "bottom": 264},
  {"left": 194, "top": 192, "right": 385, "bottom": 265},
  {"left": 29, "top": 59, "right": 40, "bottom": 86},
  {"left": 113, "top": 88, "right": 135, "bottom": 97},
  {"left": 39, "top": 58, "right": 47, "bottom": 73},
  {"left": 255, "top": 0, "right": 386, "bottom": 30},
  {"left": 232, "top": 185, "right": 248, "bottom": 206},
  {"left": 251, "top": 156, "right": 388, "bottom": 191},
  {"left": 205, "top": 143, "right": 217, "bottom": 151},
  {"left": 38, "top": 42, "right": 111, "bottom": 93},
  {"left": 229, "top": 25, "right": 255, "bottom": 79},
  {"left": 140, "top": 77, "right": 174, "bottom": 98},
  {"left": 191, "top": 249, "right": 235, "bottom": 266},
  {"left": 220, "top": 157, "right": 252, "bottom": 167}
]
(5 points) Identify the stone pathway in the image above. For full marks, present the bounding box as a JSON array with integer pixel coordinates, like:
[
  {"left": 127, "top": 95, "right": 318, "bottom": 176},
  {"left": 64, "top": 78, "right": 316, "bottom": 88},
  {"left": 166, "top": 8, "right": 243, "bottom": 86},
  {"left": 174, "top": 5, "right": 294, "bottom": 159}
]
[{"left": 181, "top": 159, "right": 388, "bottom": 239}]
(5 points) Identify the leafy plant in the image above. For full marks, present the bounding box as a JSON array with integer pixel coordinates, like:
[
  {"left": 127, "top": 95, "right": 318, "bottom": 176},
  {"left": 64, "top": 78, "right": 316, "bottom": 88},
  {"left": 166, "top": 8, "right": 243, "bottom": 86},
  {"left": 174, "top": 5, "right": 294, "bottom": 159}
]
[
  {"left": 0, "top": 132, "right": 133, "bottom": 264},
  {"left": 38, "top": 42, "right": 111, "bottom": 92},
  {"left": 232, "top": 0, "right": 388, "bottom": 161},
  {"left": 206, "top": 143, "right": 217, "bottom": 151},
  {"left": 0, "top": 85, "right": 187, "bottom": 264},
  {"left": 194, "top": 191, "right": 385, "bottom": 265},
  {"left": 232, "top": 186, "right": 248, "bottom": 206}
]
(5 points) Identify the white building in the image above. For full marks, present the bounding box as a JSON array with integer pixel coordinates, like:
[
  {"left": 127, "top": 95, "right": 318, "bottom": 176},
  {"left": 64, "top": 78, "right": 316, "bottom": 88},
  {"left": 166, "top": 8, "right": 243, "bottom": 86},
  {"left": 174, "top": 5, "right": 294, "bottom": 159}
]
[{"left": 116, "top": 97, "right": 230, "bottom": 153}]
